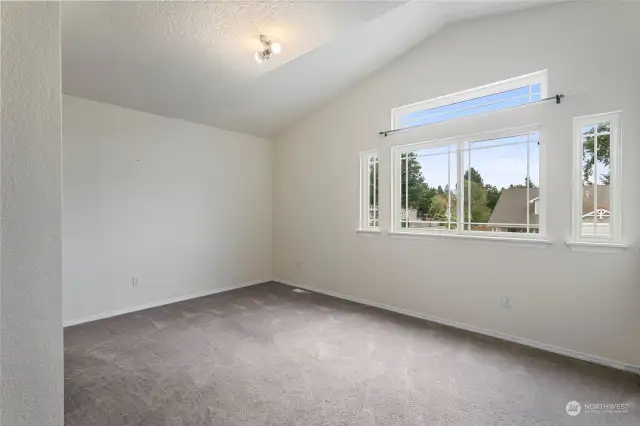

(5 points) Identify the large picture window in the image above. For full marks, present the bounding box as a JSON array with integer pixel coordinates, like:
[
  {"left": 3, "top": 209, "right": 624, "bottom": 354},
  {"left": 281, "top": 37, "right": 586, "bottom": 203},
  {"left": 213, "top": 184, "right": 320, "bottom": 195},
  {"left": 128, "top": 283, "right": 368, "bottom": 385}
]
[{"left": 393, "top": 127, "right": 542, "bottom": 238}]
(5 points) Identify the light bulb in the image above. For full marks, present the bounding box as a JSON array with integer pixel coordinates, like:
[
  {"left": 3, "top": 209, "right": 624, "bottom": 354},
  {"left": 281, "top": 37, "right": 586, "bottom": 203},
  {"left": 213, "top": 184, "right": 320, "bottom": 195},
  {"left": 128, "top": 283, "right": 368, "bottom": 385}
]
[
  {"left": 270, "top": 42, "right": 281, "bottom": 55},
  {"left": 255, "top": 51, "right": 265, "bottom": 64}
]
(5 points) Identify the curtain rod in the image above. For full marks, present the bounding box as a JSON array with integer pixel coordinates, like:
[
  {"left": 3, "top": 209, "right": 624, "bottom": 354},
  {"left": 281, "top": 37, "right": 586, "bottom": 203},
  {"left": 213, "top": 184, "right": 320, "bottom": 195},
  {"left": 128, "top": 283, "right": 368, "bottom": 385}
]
[{"left": 379, "top": 94, "right": 564, "bottom": 137}]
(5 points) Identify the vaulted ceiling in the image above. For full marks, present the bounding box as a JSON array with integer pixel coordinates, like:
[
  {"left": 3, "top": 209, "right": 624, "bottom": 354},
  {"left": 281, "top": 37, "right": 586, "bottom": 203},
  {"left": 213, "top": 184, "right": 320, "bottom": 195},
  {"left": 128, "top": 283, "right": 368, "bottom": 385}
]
[{"left": 62, "top": 1, "right": 552, "bottom": 137}]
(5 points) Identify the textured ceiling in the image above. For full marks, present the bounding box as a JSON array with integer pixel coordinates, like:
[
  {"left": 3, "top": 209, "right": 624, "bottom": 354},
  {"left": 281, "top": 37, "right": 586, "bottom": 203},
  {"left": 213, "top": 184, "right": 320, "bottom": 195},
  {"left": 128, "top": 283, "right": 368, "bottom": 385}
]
[{"left": 62, "top": 1, "right": 554, "bottom": 137}]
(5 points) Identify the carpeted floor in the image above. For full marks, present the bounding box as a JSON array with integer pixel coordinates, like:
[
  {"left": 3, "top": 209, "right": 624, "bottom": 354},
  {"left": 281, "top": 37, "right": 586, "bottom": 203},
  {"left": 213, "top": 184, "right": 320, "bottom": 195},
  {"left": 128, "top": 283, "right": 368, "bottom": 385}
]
[{"left": 65, "top": 281, "right": 639, "bottom": 425}]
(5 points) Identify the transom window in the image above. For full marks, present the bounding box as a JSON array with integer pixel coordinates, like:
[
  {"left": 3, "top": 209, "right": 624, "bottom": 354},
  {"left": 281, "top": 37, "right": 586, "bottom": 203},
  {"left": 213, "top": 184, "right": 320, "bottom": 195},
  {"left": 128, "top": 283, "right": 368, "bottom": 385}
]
[
  {"left": 392, "top": 71, "right": 547, "bottom": 130},
  {"left": 393, "top": 127, "right": 542, "bottom": 237},
  {"left": 572, "top": 112, "right": 622, "bottom": 243}
]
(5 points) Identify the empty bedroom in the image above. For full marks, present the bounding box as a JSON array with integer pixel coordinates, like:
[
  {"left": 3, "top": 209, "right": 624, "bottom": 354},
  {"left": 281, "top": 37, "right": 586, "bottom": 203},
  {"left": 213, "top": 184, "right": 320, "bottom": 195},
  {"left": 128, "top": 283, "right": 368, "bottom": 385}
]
[{"left": 0, "top": 0, "right": 638, "bottom": 425}]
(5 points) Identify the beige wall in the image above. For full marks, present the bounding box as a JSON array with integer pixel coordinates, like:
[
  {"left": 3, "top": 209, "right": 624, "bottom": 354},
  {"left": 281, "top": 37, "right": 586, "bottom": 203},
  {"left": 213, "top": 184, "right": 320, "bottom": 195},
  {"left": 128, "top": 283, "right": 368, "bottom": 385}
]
[
  {"left": 63, "top": 96, "right": 273, "bottom": 324},
  {"left": 273, "top": 3, "right": 640, "bottom": 368},
  {"left": 1, "top": 2, "right": 63, "bottom": 424}
]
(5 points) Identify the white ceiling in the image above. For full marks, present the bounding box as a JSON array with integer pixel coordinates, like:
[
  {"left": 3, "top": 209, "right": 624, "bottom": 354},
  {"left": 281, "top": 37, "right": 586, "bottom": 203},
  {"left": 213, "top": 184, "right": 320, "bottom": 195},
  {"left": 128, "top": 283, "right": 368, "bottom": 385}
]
[{"left": 62, "top": 1, "right": 555, "bottom": 137}]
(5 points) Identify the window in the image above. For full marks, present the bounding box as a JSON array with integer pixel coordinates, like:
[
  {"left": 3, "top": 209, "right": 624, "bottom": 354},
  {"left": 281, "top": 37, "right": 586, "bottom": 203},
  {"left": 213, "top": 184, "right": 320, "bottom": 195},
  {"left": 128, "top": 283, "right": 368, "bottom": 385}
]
[
  {"left": 572, "top": 112, "right": 621, "bottom": 244},
  {"left": 392, "top": 71, "right": 547, "bottom": 130},
  {"left": 399, "top": 144, "right": 457, "bottom": 230},
  {"left": 360, "top": 150, "right": 379, "bottom": 230},
  {"left": 393, "top": 127, "right": 542, "bottom": 237}
]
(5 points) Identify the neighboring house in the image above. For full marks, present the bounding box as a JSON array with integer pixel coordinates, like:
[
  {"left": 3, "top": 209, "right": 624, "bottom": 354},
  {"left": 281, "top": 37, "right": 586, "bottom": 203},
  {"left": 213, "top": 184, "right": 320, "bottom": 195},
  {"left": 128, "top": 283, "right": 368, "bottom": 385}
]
[
  {"left": 371, "top": 207, "right": 431, "bottom": 228},
  {"left": 580, "top": 185, "right": 611, "bottom": 235},
  {"left": 368, "top": 205, "right": 379, "bottom": 227},
  {"left": 488, "top": 185, "right": 610, "bottom": 233},
  {"left": 488, "top": 187, "right": 540, "bottom": 233},
  {"left": 581, "top": 185, "right": 610, "bottom": 222},
  {"left": 401, "top": 208, "right": 433, "bottom": 229},
  {"left": 401, "top": 207, "right": 419, "bottom": 222}
]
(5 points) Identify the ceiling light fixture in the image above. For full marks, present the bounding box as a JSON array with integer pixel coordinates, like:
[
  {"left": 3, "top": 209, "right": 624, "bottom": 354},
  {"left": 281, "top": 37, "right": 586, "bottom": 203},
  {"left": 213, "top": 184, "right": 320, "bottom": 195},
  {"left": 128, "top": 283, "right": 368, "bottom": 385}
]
[{"left": 255, "top": 35, "right": 281, "bottom": 64}]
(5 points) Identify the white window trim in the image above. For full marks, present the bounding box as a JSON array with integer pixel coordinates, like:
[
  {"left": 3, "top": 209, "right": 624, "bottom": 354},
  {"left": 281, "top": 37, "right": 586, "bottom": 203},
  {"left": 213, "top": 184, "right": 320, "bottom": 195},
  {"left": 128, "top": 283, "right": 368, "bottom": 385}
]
[
  {"left": 568, "top": 111, "right": 624, "bottom": 252},
  {"left": 565, "top": 241, "right": 626, "bottom": 254},
  {"left": 391, "top": 70, "right": 548, "bottom": 130},
  {"left": 356, "top": 228, "right": 381, "bottom": 235},
  {"left": 359, "top": 150, "right": 380, "bottom": 232},
  {"left": 388, "top": 231, "right": 550, "bottom": 249},
  {"left": 391, "top": 124, "right": 546, "bottom": 241}
]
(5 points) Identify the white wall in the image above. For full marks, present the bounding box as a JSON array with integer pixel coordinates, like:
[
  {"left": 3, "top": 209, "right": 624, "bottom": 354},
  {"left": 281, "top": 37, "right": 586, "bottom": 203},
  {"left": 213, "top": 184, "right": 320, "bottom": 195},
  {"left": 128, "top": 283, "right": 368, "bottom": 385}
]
[
  {"left": 1, "top": 3, "right": 63, "bottom": 424},
  {"left": 63, "top": 96, "right": 272, "bottom": 324},
  {"left": 273, "top": 3, "right": 640, "bottom": 368}
]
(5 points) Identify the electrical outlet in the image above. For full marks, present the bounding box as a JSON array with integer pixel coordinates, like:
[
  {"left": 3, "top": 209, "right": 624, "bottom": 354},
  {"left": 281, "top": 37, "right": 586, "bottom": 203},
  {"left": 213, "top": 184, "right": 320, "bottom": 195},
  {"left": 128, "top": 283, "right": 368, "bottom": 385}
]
[
  {"left": 502, "top": 296, "right": 512, "bottom": 308},
  {"left": 132, "top": 276, "right": 140, "bottom": 287}
]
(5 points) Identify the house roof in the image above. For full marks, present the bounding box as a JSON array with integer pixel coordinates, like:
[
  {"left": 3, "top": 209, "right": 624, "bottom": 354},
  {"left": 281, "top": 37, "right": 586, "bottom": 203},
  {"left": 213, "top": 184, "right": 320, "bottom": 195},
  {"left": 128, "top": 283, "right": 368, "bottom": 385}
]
[
  {"left": 488, "top": 185, "right": 611, "bottom": 226},
  {"left": 488, "top": 187, "right": 539, "bottom": 226}
]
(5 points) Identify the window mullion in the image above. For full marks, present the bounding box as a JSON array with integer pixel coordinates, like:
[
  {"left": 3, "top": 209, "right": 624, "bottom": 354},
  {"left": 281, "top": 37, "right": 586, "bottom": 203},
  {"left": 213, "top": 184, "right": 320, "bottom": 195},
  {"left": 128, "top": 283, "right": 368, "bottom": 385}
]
[
  {"left": 447, "top": 145, "right": 452, "bottom": 230},
  {"left": 593, "top": 132, "right": 598, "bottom": 236},
  {"left": 467, "top": 145, "right": 471, "bottom": 232},
  {"left": 526, "top": 132, "right": 530, "bottom": 234},
  {"left": 456, "top": 142, "right": 464, "bottom": 234},
  {"left": 405, "top": 154, "right": 408, "bottom": 228}
]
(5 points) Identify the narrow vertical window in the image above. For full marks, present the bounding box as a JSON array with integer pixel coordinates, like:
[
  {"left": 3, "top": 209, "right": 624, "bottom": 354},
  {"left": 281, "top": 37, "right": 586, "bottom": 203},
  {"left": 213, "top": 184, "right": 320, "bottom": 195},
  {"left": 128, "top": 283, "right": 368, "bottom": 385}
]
[
  {"left": 572, "top": 112, "right": 621, "bottom": 244},
  {"left": 360, "top": 150, "right": 379, "bottom": 230}
]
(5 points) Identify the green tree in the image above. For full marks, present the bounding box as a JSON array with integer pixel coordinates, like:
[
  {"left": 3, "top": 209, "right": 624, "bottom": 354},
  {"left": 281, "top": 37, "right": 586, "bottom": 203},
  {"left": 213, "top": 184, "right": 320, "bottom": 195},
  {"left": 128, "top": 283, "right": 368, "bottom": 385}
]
[
  {"left": 582, "top": 123, "right": 610, "bottom": 184},
  {"left": 417, "top": 185, "right": 438, "bottom": 219},
  {"left": 464, "top": 167, "right": 484, "bottom": 186},
  {"left": 509, "top": 177, "right": 537, "bottom": 189},
  {"left": 463, "top": 179, "right": 491, "bottom": 222},
  {"left": 401, "top": 153, "right": 429, "bottom": 218},
  {"left": 428, "top": 193, "right": 456, "bottom": 221},
  {"left": 484, "top": 184, "right": 502, "bottom": 211}
]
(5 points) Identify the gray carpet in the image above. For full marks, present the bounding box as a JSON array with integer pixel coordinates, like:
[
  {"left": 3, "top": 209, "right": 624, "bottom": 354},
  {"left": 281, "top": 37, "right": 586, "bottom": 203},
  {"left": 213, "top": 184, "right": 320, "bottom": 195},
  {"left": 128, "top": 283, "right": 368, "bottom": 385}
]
[{"left": 65, "top": 281, "right": 639, "bottom": 425}]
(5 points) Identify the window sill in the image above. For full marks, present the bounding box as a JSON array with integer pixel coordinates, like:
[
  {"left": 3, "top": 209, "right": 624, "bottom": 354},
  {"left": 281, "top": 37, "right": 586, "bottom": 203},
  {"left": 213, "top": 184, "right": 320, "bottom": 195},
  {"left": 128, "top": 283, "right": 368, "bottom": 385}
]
[
  {"left": 388, "top": 231, "right": 551, "bottom": 248},
  {"left": 565, "top": 241, "right": 628, "bottom": 254},
  {"left": 356, "top": 228, "right": 382, "bottom": 235}
]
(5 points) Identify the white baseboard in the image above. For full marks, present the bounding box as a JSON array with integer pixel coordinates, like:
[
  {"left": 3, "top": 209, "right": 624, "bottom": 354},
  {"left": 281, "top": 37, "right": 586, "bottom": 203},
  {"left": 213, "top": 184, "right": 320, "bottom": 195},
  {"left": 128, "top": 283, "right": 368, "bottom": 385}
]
[
  {"left": 276, "top": 279, "right": 639, "bottom": 374},
  {"left": 63, "top": 279, "right": 269, "bottom": 327}
]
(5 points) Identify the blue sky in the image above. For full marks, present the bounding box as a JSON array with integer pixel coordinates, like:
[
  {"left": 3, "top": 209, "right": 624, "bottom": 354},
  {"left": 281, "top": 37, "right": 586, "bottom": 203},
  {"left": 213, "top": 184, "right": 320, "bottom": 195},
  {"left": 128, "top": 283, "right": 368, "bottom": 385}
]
[
  {"left": 402, "top": 84, "right": 541, "bottom": 189},
  {"left": 415, "top": 137, "right": 539, "bottom": 190},
  {"left": 401, "top": 84, "right": 541, "bottom": 128}
]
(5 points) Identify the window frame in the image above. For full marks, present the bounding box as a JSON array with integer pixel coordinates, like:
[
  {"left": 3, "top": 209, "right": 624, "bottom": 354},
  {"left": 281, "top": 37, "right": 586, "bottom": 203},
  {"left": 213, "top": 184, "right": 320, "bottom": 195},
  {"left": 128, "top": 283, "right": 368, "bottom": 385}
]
[
  {"left": 391, "top": 70, "right": 548, "bottom": 130},
  {"left": 359, "top": 150, "right": 380, "bottom": 231},
  {"left": 570, "top": 111, "right": 622, "bottom": 246},
  {"left": 391, "top": 124, "right": 545, "bottom": 240}
]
